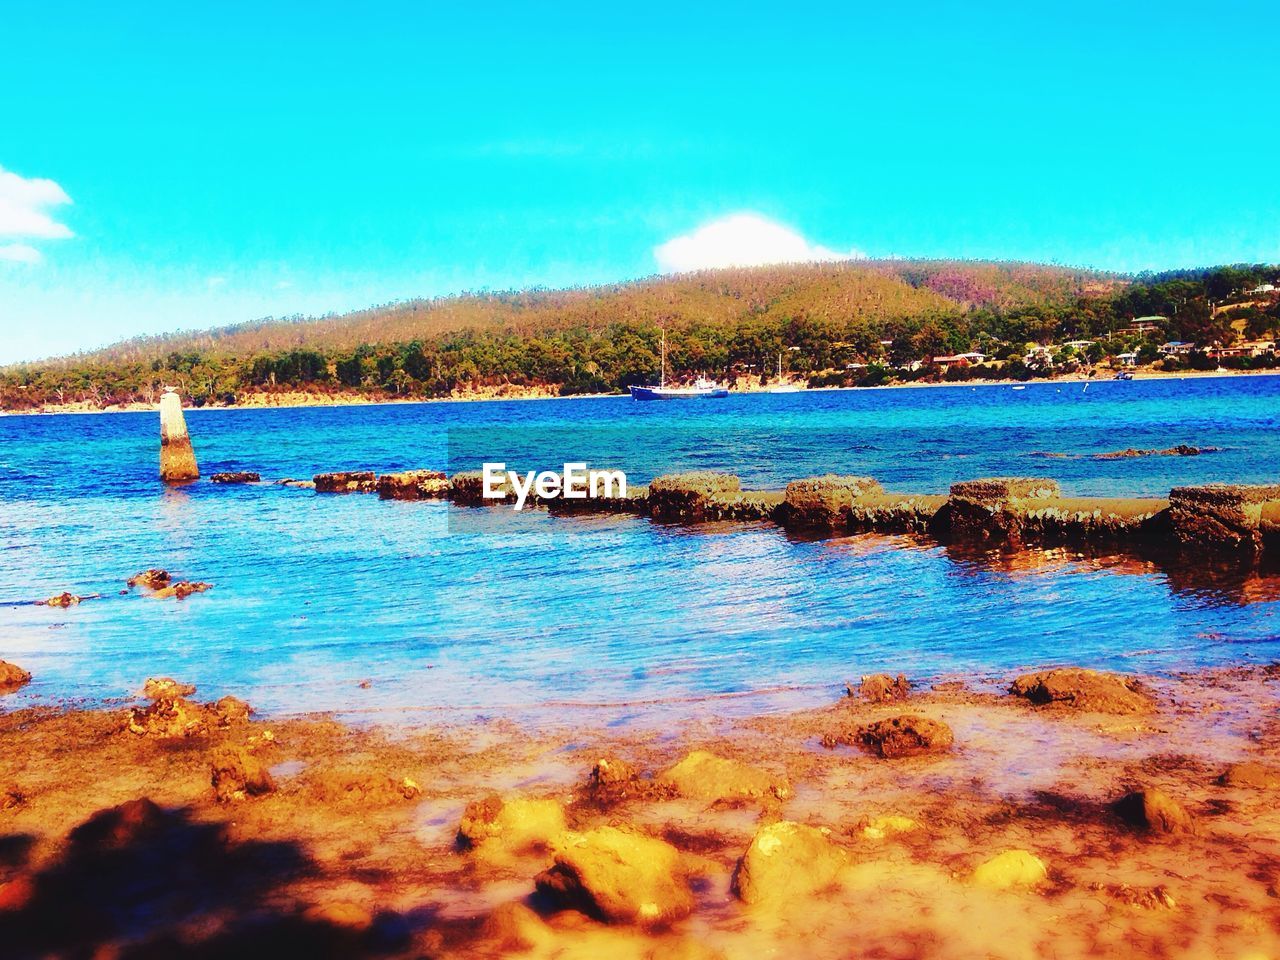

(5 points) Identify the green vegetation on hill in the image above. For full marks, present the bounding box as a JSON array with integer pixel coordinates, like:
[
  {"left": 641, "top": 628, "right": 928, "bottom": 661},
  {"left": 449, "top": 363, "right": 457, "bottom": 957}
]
[{"left": 3, "top": 260, "right": 1278, "bottom": 409}]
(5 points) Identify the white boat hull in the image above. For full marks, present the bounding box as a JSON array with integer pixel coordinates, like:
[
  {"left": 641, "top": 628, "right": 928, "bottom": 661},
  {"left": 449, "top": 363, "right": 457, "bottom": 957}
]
[{"left": 629, "top": 384, "right": 729, "bottom": 401}]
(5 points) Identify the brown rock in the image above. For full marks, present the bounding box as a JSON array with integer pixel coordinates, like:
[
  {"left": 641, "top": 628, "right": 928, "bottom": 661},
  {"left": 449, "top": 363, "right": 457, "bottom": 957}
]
[
  {"left": 1010, "top": 668, "right": 1154, "bottom": 715},
  {"left": 211, "top": 695, "right": 252, "bottom": 725},
  {"left": 376, "top": 469, "right": 449, "bottom": 500},
  {"left": 585, "top": 755, "right": 646, "bottom": 804},
  {"left": 0, "top": 660, "right": 32, "bottom": 692},
  {"left": 40, "top": 591, "right": 83, "bottom": 607},
  {"left": 970, "top": 849, "right": 1048, "bottom": 890},
  {"left": 1218, "top": 761, "right": 1280, "bottom": 789},
  {"left": 1115, "top": 788, "right": 1195, "bottom": 835},
  {"left": 151, "top": 581, "right": 212, "bottom": 600},
  {"left": 314, "top": 470, "right": 378, "bottom": 493},
  {"left": 855, "top": 714, "right": 954, "bottom": 758},
  {"left": 70, "top": 797, "right": 166, "bottom": 852},
  {"left": 449, "top": 470, "right": 514, "bottom": 505},
  {"left": 210, "top": 471, "right": 261, "bottom": 483},
  {"left": 856, "top": 673, "right": 911, "bottom": 704},
  {"left": 947, "top": 477, "right": 1060, "bottom": 545},
  {"left": 657, "top": 750, "right": 788, "bottom": 803},
  {"left": 782, "top": 475, "right": 881, "bottom": 529},
  {"left": 211, "top": 746, "right": 276, "bottom": 803},
  {"left": 142, "top": 677, "right": 196, "bottom": 700},
  {"left": 647, "top": 472, "right": 741, "bottom": 522},
  {"left": 732, "top": 820, "right": 848, "bottom": 905},
  {"left": 457, "top": 793, "right": 567, "bottom": 852},
  {"left": 127, "top": 568, "right": 171, "bottom": 589},
  {"left": 535, "top": 826, "right": 693, "bottom": 925},
  {"left": 1168, "top": 483, "right": 1280, "bottom": 552},
  {"left": 127, "top": 697, "right": 208, "bottom": 738},
  {"left": 482, "top": 902, "right": 554, "bottom": 952}
]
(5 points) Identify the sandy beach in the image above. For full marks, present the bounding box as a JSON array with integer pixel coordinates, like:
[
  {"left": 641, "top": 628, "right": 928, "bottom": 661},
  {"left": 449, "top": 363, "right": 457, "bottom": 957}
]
[{"left": 2, "top": 663, "right": 1279, "bottom": 958}]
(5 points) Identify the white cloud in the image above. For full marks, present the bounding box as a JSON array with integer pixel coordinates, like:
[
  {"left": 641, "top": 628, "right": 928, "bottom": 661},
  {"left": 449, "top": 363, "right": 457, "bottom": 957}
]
[
  {"left": 0, "top": 166, "right": 73, "bottom": 239},
  {"left": 0, "top": 242, "right": 43, "bottom": 264},
  {"left": 654, "top": 213, "right": 863, "bottom": 273}
]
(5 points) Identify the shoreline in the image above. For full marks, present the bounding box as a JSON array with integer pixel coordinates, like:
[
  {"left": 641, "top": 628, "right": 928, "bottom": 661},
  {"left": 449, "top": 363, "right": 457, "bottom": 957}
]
[
  {"left": 5, "top": 366, "right": 1279, "bottom": 417},
  {"left": 2, "top": 662, "right": 1278, "bottom": 957}
]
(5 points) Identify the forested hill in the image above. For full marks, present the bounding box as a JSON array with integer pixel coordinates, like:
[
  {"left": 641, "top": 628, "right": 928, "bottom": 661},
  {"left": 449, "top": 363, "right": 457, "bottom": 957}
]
[{"left": 3, "top": 260, "right": 1278, "bottom": 409}]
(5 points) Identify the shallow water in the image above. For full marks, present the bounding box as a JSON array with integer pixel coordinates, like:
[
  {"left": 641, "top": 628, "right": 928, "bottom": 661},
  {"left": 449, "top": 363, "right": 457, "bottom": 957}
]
[{"left": 2, "top": 376, "right": 1279, "bottom": 723}]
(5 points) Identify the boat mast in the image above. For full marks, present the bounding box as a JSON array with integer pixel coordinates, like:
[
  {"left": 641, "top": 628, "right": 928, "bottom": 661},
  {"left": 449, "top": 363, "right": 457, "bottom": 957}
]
[{"left": 660, "top": 328, "right": 667, "bottom": 388}]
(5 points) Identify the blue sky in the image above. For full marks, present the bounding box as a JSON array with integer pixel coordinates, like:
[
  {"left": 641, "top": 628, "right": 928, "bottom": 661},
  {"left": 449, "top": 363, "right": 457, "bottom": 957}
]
[{"left": 1, "top": 0, "right": 1278, "bottom": 363}]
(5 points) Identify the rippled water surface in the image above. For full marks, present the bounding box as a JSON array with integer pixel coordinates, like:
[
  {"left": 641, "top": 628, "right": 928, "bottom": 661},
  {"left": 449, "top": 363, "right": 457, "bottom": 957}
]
[{"left": 2, "top": 376, "right": 1279, "bottom": 723}]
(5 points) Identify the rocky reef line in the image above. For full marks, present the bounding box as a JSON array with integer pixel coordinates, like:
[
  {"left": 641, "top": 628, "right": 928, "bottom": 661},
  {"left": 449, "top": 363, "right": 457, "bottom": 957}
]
[{"left": 286, "top": 467, "right": 1280, "bottom": 561}]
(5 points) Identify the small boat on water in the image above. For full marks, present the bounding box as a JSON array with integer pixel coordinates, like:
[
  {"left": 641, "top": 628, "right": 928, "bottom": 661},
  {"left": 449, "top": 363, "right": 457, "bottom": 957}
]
[
  {"left": 629, "top": 330, "right": 729, "bottom": 401},
  {"left": 1114, "top": 370, "right": 1134, "bottom": 381}
]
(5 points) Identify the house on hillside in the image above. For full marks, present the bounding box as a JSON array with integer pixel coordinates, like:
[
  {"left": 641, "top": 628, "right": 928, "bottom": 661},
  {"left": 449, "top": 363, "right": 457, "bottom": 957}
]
[
  {"left": 1120, "top": 317, "right": 1166, "bottom": 337},
  {"left": 1248, "top": 283, "right": 1276, "bottom": 295},
  {"left": 1115, "top": 351, "right": 1138, "bottom": 367},
  {"left": 1158, "top": 341, "right": 1195, "bottom": 357},
  {"left": 931, "top": 352, "right": 986, "bottom": 370},
  {"left": 1063, "top": 340, "right": 1095, "bottom": 351}
]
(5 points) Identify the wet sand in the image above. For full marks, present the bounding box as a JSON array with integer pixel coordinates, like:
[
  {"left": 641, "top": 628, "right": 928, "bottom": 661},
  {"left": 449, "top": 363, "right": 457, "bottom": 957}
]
[{"left": 3, "top": 665, "right": 1279, "bottom": 958}]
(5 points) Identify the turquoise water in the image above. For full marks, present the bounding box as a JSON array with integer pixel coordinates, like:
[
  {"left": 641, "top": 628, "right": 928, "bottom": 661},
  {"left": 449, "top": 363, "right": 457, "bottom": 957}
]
[{"left": 1, "top": 376, "right": 1278, "bottom": 724}]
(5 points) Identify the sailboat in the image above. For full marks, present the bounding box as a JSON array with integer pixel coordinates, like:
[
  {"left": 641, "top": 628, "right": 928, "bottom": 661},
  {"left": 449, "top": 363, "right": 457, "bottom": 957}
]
[
  {"left": 629, "top": 329, "right": 729, "bottom": 400},
  {"left": 768, "top": 351, "right": 801, "bottom": 393}
]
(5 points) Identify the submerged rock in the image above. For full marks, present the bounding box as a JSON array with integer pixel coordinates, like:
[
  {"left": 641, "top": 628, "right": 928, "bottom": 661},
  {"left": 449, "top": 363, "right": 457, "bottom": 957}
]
[
  {"left": 657, "top": 750, "right": 788, "bottom": 803},
  {"left": 860, "top": 814, "right": 919, "bottom": 839},
  {"left": 535, "top": 826, "right": 693, "bottom": 925},
  {"left": 376, "top": 469, "right": 449, "bottom": 500},
  {"left": 0, "top": 660, "right": 32, "bottom": 692},
  {"left": 1009, "top": 668, "right": 1155, "bottom": 715},
  {"left": 458, "top": 794, "right": 567, "bottom": 853},
  {"left": 1, "top": 786, "right": 25, "bottom": 811},
  {"left": 151, "top": 581, "right": 212, "bottom": 600},
  {"left": 142, "top": 677, "right": 196, "bottom": 700},
  {"left": 1094, "top": 444, "right": 1213, "bottom": 460},
  {"left": 127, "top": 568, "right": 171, "bottom": 589},
  {"left": 970, "top": 849, "right": 1048, "bottom": 890},
  {"left": 854, "top": 714, "right": 954, "bottom": 758},
  {"left": 1115, "top": 788, "right": 1196, "bottom": 835},
  {"left": 39, "top": 591, "right": 85, "bottom": 607},
  {"left": 314, "top": 470, "right": 378, "bottom": 493},
  {"left": 732, "top": 820, "right": 848, "bottom": 905},
  {"left": 210, "top": 471, "right": 261, "bottom": 483},
  {"left": 277, "top": 478, "right": 317, "bottom": 489},
  {"left": 855, "top": 673, "right": 911, "bottom": 704},
  {"left": 211, "top": 746, "right": 276, "bottom": 802},
  {"left": 1218, "top": 761, "right": 1280, "bottom": 789}
]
